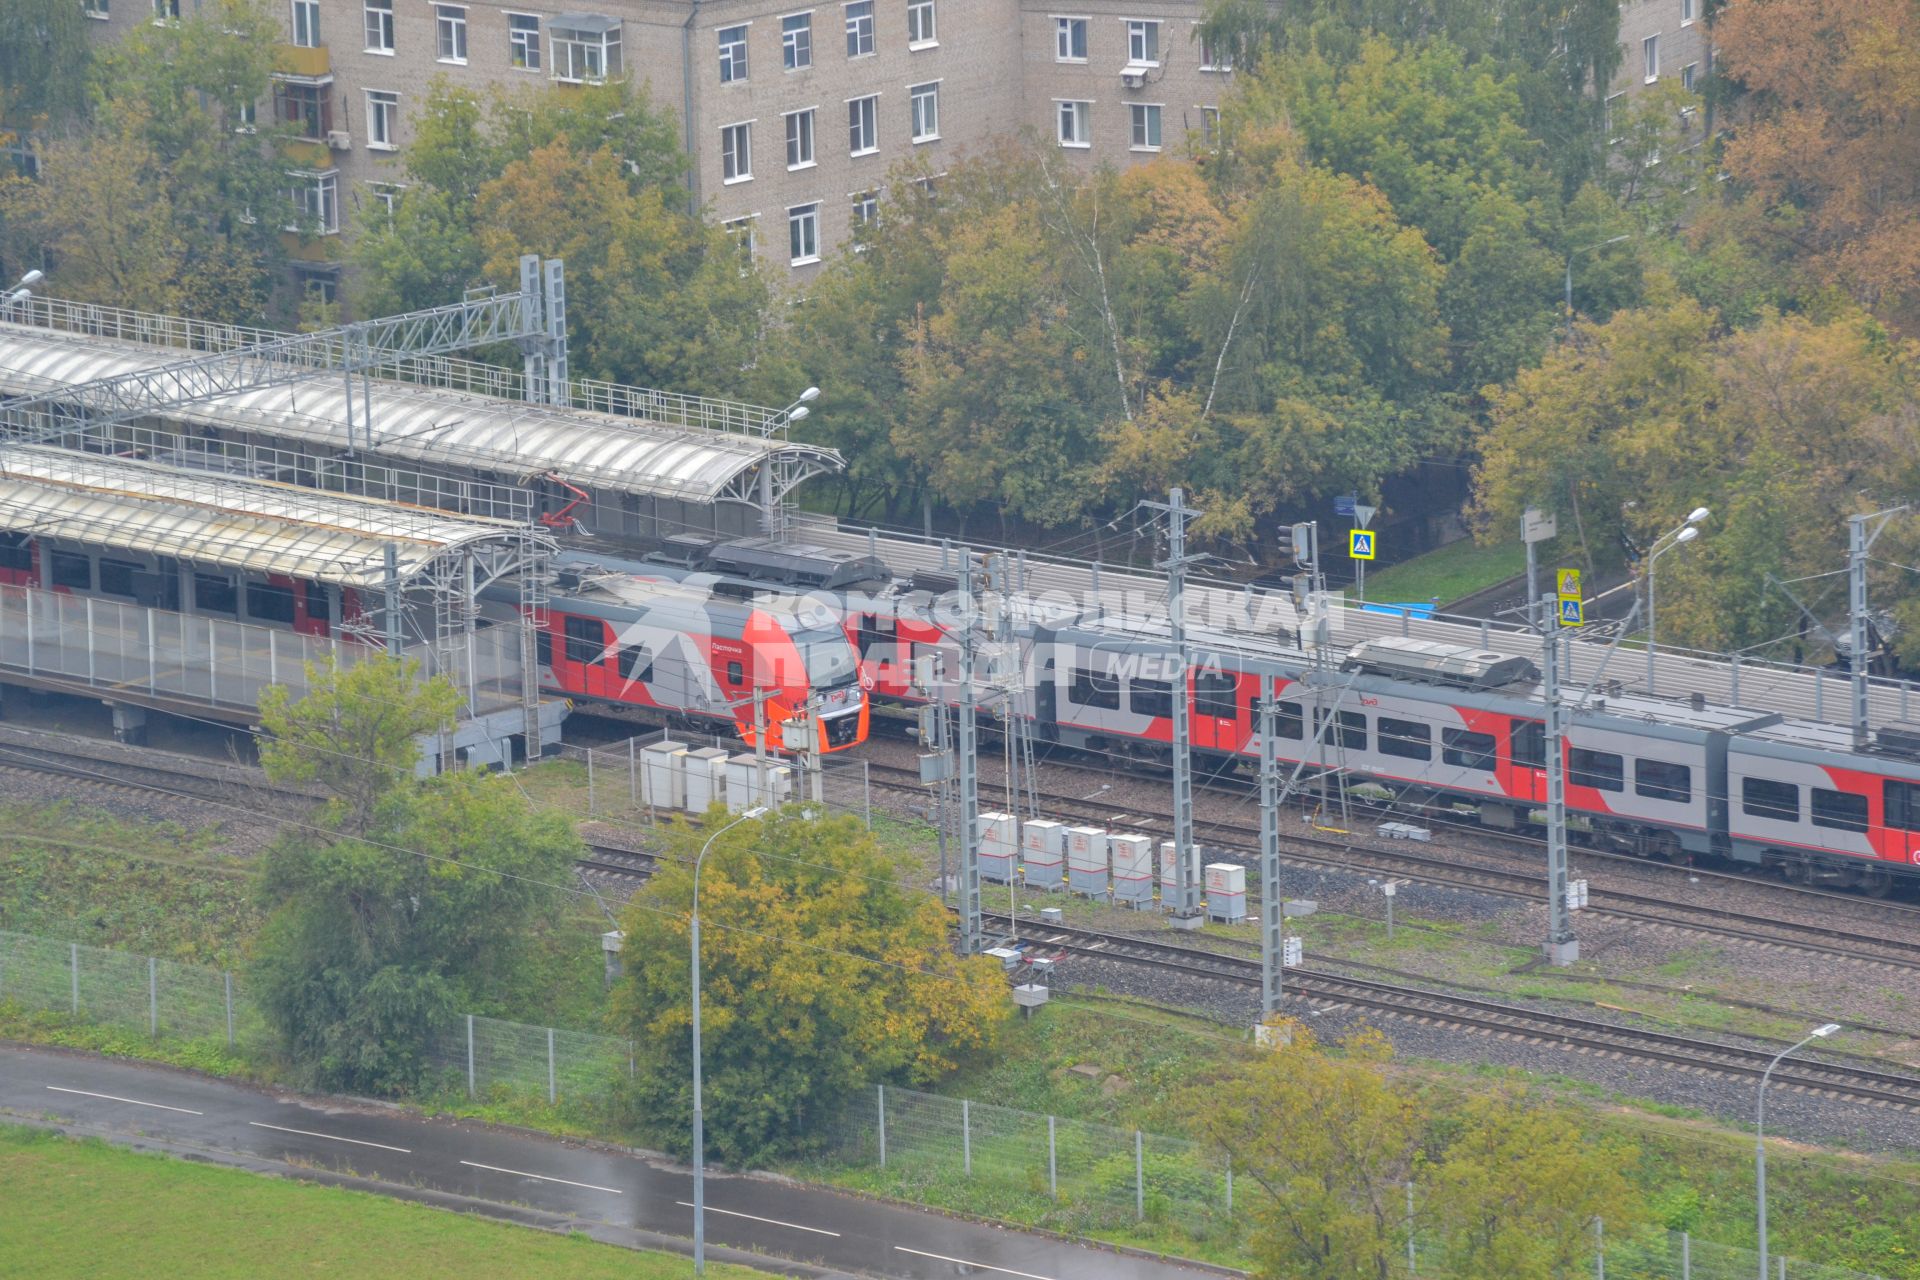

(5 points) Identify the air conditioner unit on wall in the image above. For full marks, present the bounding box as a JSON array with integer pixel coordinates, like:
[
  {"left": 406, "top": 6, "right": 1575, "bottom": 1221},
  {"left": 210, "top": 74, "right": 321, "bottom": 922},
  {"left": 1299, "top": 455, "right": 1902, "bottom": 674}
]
[
  {"left": 325, "top": 130, "right": 351, "bottom": 150},
  {"left": 1120, "top": 65, "right": 1146, "bottom": 88}
]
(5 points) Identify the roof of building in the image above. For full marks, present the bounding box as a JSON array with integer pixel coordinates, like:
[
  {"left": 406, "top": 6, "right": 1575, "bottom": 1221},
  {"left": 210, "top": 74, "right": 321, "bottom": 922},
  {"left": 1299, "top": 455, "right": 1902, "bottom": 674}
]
[
  {"left": 0, "top": 446, "right": 531, "bottom": 588},
  {"left": 0, "top": 324, "right": 842, "bottom": 505}
]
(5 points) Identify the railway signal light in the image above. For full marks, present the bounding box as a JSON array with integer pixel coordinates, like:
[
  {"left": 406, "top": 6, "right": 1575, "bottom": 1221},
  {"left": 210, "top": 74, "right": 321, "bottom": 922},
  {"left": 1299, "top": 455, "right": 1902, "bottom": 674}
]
[{"left": 1276, "top": 521, "right": 1316, "bottom": 567}]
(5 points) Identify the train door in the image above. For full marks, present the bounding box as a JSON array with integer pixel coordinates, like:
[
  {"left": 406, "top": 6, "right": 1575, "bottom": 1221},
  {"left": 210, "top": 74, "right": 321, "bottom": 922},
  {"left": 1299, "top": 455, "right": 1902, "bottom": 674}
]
[
  {"left": 1192, "top": 670, "right": 1244, "bottom": 753},
  {"left": 298, "top": 581, "right": 331, "bottom": 637},
  {"left": 1507, "top": 717, "right": 1546, "bottom": 803},
  {"left": 0, "top": 533, "right": 37, "bottom": 587},
  {"left": 855, "top": 610, "right": 900, "bottom": 690}
]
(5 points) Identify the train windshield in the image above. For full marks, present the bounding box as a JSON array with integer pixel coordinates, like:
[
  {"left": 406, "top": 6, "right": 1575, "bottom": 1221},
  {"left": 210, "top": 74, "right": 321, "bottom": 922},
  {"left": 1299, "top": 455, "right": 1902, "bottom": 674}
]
[{"left": 799, "top": 633, "right": 859, "bottom": 689}]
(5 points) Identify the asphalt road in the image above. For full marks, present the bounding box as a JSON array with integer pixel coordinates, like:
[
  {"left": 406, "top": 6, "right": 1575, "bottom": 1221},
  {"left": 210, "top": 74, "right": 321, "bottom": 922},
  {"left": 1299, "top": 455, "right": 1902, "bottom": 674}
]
[{"left": 0, "top": 1044, "right": 1224, "bottom": 1280}]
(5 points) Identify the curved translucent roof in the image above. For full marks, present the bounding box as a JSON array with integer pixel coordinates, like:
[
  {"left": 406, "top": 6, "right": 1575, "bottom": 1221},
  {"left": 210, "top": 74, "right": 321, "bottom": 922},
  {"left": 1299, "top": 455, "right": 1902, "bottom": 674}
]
[
  {"left": 0, "top": 325, "right": 842, "bottom": 504},
  {"left": 0, "top": 446, "right": 529, "bottom": 587}
]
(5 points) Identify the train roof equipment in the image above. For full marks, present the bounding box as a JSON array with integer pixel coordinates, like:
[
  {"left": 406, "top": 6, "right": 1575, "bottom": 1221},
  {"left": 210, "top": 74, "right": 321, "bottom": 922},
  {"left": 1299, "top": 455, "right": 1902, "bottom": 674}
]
[{"left": 1340, "top": 637, "right": 1538, "bottom": 690}]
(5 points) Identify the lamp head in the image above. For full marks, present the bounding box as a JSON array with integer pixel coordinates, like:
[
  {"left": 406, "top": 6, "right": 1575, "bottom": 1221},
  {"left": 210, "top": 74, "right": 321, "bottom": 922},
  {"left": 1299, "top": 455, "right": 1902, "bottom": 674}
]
[
  {"left": 1687, "top": 506, "right": 1710, "bottom": 524},
  {"left": 1813, "top": 1023, "right": 1841, "bottom": 1038},
  {"left": 17, "top": 270, "right": 43, "bottom": 288},
  {"left": 787, "top": 405, "right": 810, "bottom": 424},
  {"left": 798, "top": 386, "right": 821, "bottom": 403},
  {"left": 743, "top": 805, "right": 769, "bottom": 819},
  {"left": 1674, "top": 526, "right": 1699, "bottom": 546}
]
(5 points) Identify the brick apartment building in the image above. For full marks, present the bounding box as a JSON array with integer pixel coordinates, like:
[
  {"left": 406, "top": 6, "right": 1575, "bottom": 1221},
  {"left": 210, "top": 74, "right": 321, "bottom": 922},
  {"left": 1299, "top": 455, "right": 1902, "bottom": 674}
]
[{"left": 77, "top": 0, "right": 1696, "bottom": 288}]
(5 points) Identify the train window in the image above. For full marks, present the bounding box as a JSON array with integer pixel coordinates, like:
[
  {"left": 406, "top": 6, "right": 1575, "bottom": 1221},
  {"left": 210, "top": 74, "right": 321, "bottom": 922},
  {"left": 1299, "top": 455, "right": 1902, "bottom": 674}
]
[
  {"left": 537, "top": 628, "right": 553, "bottom": 667},
  {"left": 1884, "top": 779, "right": 1920, "bottom": 831},
  {"left": 194, "top": 573, "right": 237, "bottom": 614},
  {"left": 1569, "top": 748, "right": 1624, "bottom": 792},
  {"left": 1195, "top": 672, "right": 1238, "bottom": 720},
  {"left": 563, "top": 614, "right": 605, "bottom": 664},
  {"left": 727, "top": 660, "right": 745, "bottom": 685},
  {"left": 1810, "top": 786, "right": 1869, "bottom": 833},
  {"left": 1274, "top": 700, "right": 1304, "bottom": 739},
  {"left": 245, "top": 581, "right": 298, "bottom": 624},
  {"left": 1070, "top": 666, "right": 1121, "bottom": 711},
  {"left": 1442, "top": 728, "right": 1497, "bottom": 770},
  {"left": 1377, "top": 716, "right": 1433, "bottom": 761},
  {"left": 1634, "top": 759, "right": 1692, "bottom": 802},
  {"left": 1129, "top": 679, "right": 1172, "bottom": 719},
  {"left": 49, "top": 551, "right": 91, "bottom": 590},
  {"left": 0, "top": 533, "right": 31, "bottom": 573},
  {"left": 98, "top": 559, "right": 140, "bottom": 599},
  {"left": 305, "top": 582, "right": 330, "bottom": 622},
  {"left": 1741, "top": 777, "right": 1799, "bottom": 822},
  {"left": 617, "top": 645, "right": 654, "bottom": 682},
  {"left": 1510, "top": 720, "right": 1545, "bottom": 769},
  {"left": 1313, "top": 707, "right": 1367, "bottom": 752},
  {"left": 856, "top": 614, "right": 894, "bottom": 657}
]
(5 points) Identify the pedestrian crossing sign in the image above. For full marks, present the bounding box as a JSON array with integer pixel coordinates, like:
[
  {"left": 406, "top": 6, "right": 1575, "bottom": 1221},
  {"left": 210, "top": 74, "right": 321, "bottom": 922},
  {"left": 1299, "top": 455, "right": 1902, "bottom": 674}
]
[
  {"left": 1349, "top": 530, "right": 1376, "bottom": 560},
  {"left": 1558, "top": 596, "right": 1583, "bottom": 627}
]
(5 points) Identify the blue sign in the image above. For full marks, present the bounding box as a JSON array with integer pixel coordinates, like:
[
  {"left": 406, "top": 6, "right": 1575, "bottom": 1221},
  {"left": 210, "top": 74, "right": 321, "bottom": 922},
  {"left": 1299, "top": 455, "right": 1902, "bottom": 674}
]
[
  {"left": 1349, "top": 530, "right": 1376, "bottom": 561},
  {"left": 1334, "top": 495, "right": 1357, "bottom": 517},
  {"left": 1558, "top": 596, "right": 1584, "bottom": 627}
]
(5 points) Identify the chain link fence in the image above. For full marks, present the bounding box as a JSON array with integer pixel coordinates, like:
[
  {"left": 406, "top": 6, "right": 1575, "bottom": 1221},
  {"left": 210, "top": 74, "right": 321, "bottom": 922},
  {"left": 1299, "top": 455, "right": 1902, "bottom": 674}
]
[
  {"left": 0, "top": 929, "right": 261, "bottom": 1052},
  {"left": 427, "top": 1014, "right": 632, "bottom": 1106},
  {"left": 1607, "top": 1230, "right": 1894, "bottom": 1280}
]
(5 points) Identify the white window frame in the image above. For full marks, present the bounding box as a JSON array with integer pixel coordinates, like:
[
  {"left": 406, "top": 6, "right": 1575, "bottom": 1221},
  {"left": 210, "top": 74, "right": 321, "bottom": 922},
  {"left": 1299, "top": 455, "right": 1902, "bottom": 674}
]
[
  {"left": 1196, "top": 25, "right": 1231, "bottom": 72},
  {"left": 1680, "top": 0, "right": 1695, "bottom": 25},
  {"left": 1604, "top": 91, "right": 1625, "bottom": 145},
  {"left": 845, "top": 0, "right": 874, "bottom": 58},
  {"left": 550, "top": 21, "right": 619, "bottom": 82},
  {"left": 363, "top": 0, "right": 394, "bottom": 52},
  {"left": 1129, "top": 102, "right": 1162, "bottom": 151},
  {"left": 367, "top": 180, "right": 404, "bottom": 220},
  {"left": 848, "top": 94, "right": 879, "bottom": 156},
  {"left": 851, "top": 190, "right": 878, "bottom": 231},
  {"left": 508, "top": 13, "right": 541, "bottom": 70},
  {"left": 723, "top": 213, "right": 760, "bottom": 256},
  {"left": 785, "top": 107, "right": 817, "bottom": 170},
  {"left": 1643, "top": 33, "right": 1659, "bottom": 83},
  {"left": 907, "top": 0, "right": 936, "bottom": 48},
  {"left": 910, "top": 80, "right": 939, "bottom": 143},
  {"left": 719, "top": 24, "right": 750, "bottom": 83},
  {"left": 721, "top": 120, "right": 754, "bottom": 184},
  {"left": 84, "top": 0, "right": 109, "bottom": 22},
  {"left": 782, "top": 11, "right": 813, "bottom": 70},
  {"left": 365, "top": 89, "right": 399, "bottom": 149},
  {"left": 1198, "top": 104, "right": 1220, "bottom": 148},
  {"left": 235, "top": 99, "right": 258, "bottom": 133},
  {"left": 435, "top": 4, "right": 468, "bottom": 64},
  {"left": 153, "top": 0, "right": 180, "bottom": 22},
  {"left": 291, "top": 0, "right": 321, "bottom": 48},
  {"left": 789, "top": 202, "right": 822, "bottom": 265},
  {"left": 1055, "top": 99, "right": 1091, "bottom": 149},
  {"left": 1125, "top": 19, "right": 1159, "bottom": 67},
  {"left": 1054, "top": 15, "right": 1087, "bottom": 62},
  {"left": 286, "top": 169, "right": 340, "bottom": 236}
]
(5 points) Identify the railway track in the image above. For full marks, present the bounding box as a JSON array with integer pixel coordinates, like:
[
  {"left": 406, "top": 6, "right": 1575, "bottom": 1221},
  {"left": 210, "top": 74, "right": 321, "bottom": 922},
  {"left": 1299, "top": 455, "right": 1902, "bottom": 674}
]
[
  {"left": 991, "top": 912, "right": 1920, "bottom": 1112},
  {"left": 866, "top": 761, "right": 1920, "bottom": 972}
]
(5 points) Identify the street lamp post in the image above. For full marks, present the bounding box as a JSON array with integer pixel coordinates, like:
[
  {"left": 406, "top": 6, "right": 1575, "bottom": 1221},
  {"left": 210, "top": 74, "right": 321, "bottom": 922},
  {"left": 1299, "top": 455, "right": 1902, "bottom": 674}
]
[
  {"left": 691, "top": 805, "right": 769, "bottom": 1276},
  {"left": 1756, "top": 1023, "right": 1840, "bottom": 1280},
  {"left": 1564, "top": 236, "right": 1630, "bottom": 336},
  {"left": 1645, "top": 507, "right": 1710, "bottom": 692},
  {"left": 2, "top": 268, "right": 44, "bottom": 319}
]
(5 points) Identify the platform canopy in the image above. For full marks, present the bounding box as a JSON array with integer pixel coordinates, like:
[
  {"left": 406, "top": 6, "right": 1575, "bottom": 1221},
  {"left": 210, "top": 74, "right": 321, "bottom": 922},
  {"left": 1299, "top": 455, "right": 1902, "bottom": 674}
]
[
  {"left": 0, "top": 325, "right": 843, "bottom": 506},
  {"left": 0, "top": 446, "right": 536, "bottom": 588}
]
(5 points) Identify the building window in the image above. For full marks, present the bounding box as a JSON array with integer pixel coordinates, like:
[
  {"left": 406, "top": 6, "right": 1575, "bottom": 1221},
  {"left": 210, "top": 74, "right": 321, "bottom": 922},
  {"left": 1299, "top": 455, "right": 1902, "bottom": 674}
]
[
  {"left": 851, "top": 190, "right": 878, "bottom": 230},
  {"left": 1199, "top": 105, "right": 1220, "bottom": 147},
  {"left": 848, "top": 94, "right": 878, "bottom": 155},
  {"left": 785, "top": 108, "right": 816, "bottom": 168},
  {"left": 1643, "top": 32, "right": 1659, "bottom": 83},
  {"left": 363, "top": 0, "right": 393, "bottom": 52},
  {"left": 1682, "top": 61, "right": 1698, "bottom": 92},
  {"left": 1198, "top": 32, "right": 1230, "bottom": 71},
  {"left": 84, "top": 0, "right": 109, "bottom": 20},
  {"left": 845, "top": 0, "right": 873, "bottom": 57},
  {"left": 273, "top": 80, "right": 333, "bottom": 140},
  {"left": 286, "top": 169, "right": 341, "bottom": 235},
  {"left": 783, "top": 12, "right": 812, "bottom": 69},
  {"left": 789, "top": 203, "right": 821, "bottom": 264},
  {"left": 1129, "top": 102, "right": 1161, "bottom": 150},
  {"left": 719, "top": 24, "right": 748, "bottom": 82},
  {"left": 551, "top": 19, "right": 620, "bottom": 81},
  {"left": 910, "top": 81, "right": 938, "bottom": 142},
  {"left": 367, "top": 181, "right": 403, "bottom": 220},
  {"left": 436, "top": 4, "right": 467, "bottom": 62},
  {"left": 509, "top": 13, "right": 541, "bottom": 69},
  {"left": 1056, "top": 99, "right": 1090, "bottom": 148},
  {"left": 1126, "top": 19, "right": 1159, "bottom": 65},
  {"left": 723, "top": 214, "right": 759, "bottom": 254},
  {"left": 1055, "top": 15, "right": 1086, "bottom": 60},
  {"left": 235, "top": 99, "right": 258, "bottom": 132},
  {"left": 721, "top": 121, "right": 752, "bottom": 182},
  {"left": 291, "top": 0, "right": 320, "bottom": 47},
  {"left": 153, "top": 0, "right": 179, "bottom": 20},
  {"left": 366, "top": 90, "right": 398, "bottom": 149},
  {"left": 907, "top": 0, "right": 935, "bottom": 47},
  {"left": 1681, "top": 0, "right": 1695, "bottom": 23},
  {"left": 1605, "top": 92, "right": 1624, "bottom": 144}
]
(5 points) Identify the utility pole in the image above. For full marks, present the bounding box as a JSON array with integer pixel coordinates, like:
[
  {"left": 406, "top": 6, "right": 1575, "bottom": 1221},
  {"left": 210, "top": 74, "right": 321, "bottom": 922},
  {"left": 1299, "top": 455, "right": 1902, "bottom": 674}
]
[
  {"left": 1849, "top": 507, "right": 1908, "bottom": 751},
  {"left": 957, "top": 549, "right": 982, "bottom": 955},
  {"left": 1144, "top": 488, "right": 1205, "bottom": 929},
  {"left": 1258, "top": 674, "right": 1283, "bottom": 1016},
  {"left": 1522, "top": 507, "right": 1557, "bottom": 632},
  {"left": 1541, "top": 592, "right": 1577, "bottom": 966}
]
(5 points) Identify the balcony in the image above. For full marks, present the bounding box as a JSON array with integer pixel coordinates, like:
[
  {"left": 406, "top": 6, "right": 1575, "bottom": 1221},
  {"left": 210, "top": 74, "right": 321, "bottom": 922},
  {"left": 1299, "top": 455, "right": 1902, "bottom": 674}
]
[{"left": 276, "top": 43, "right": 331, "bottom": 78}]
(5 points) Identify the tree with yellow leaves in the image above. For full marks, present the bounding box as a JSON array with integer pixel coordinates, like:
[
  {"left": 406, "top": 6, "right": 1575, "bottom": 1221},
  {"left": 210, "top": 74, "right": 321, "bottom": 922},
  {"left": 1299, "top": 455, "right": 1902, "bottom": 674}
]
[{"left": 613, "top": 810, "right": 1008, "bottom": 1165}]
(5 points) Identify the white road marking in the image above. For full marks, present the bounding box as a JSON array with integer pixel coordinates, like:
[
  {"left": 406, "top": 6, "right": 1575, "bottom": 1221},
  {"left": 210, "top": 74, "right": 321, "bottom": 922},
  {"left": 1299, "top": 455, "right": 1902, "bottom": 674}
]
[
  {"left": 248, "top": 1121, "right": 411, "bottom": 1153},
  {"left": 675, "top": 1200, "right": 842, "bottom": 1237},
  {"left": 44, "top": 1085, "right": 201, "bottom": 1115},
  {"left": 893, "top": 1246, "right": 1057, "bottom": 1280},
  {"left": 459, "top": 1159, "right": 623, "bottom": 1194}
]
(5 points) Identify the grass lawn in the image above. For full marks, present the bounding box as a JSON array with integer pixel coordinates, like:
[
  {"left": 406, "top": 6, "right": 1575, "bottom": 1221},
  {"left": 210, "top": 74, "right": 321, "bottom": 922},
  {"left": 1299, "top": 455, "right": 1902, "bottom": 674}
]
[
  {"left": 1358, "top": 537, "right": 1527, "bottom": 607},
  {"left": 0, "top": 1124, "right": 762, "bottom": 1280}
]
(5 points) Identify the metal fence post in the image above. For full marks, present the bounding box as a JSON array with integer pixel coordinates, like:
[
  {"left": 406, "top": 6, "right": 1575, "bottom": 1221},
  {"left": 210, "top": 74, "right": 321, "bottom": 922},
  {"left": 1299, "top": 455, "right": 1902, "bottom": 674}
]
[
  {"left": 1594, "top": 1218, "right": 1604, "bottom": 1280},
  {"left": 877, "top": 1085, "right": 887, "bottom": 1168},
  {"left": 69, "top": 942, "right": 78, "bottom": 1015},
  {"left": 546, "top": 1026, "right": 557, "bottom": 1104},
  {"left": 962, "top": 1099, "right": 971, "bottom": 1176},
  {"left": 1779, "top": 1258, "right": 1786, "bottom": 1280},
  {"left": 224, "top": 971, "right": 234, "bottom": 1048},
  {"left": 1225, "top": 1154, "right": 1232, "bottom": 1215},
  {"left": 587, "top": 750, "right": 596, "bottom": 815},
  {"left": 1406, "top": 1181, "right": 1416, "bottom": 1273},
  {"left": 1047, "top": 1115, "right": 1057, "bottom": 1200},
  {"left": 629, "top": 736, "right": 638, "bottom": 807},
  {"left": 466, "top": 1014, "right": 476, "bottom": 1098},
  {"left": 148, "top": 956, "right": 158, "bottom": 1037},
  {"left": 1135, "top": 1129, "right": 1145, "bottom": 1221},
  {"left": 1680, "top": 1230, "right": 1690, "bottom": 1280}
]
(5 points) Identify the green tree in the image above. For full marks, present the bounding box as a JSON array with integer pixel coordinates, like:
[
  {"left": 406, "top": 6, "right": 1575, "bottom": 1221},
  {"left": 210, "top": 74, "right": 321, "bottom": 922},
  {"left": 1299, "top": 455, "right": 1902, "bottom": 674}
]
[
  {"left": 250, "top": 656, "right": 580, "bottom": 1094},
  {"left": 612, "top": 810, "right": 1007, "bottom": 1165},
  {"left": 0, "top": 0, "right": 91, "bottom": 139}
]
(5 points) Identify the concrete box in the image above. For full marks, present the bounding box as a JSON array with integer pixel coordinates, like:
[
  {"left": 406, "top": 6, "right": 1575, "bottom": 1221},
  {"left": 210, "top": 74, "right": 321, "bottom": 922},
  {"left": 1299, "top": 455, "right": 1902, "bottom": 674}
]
[
  {"left": 1020, "top": 818, "right": 1067, "bottom": 890},
  {"left": 1109, "top": 833, "right": 1154, "bottom": 906},
  {"left": 640, "top": 741, "right": 687, "bottom": 810},
  {"left": 1159, "top": 839, "right": 1202, "bottom": 891},
  {"left": 683, "top": 747, "right": 730, "bottom": 813},
  {"left": 1206, "top": 862, "right": 1248, "bottom": 923},
  {"left": 725, "top": 755, "right": 792, "bottom": 813},
  {"left": 979, "top": 811, "right": 1017, "bottom": 884},
  {"left": 1067, "top": 825, "right": 1108, "bottom": 897}
]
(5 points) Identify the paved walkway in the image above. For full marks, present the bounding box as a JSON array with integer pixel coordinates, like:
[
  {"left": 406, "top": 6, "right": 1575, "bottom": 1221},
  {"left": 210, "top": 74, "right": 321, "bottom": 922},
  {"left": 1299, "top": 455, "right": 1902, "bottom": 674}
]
[{"left": 0, "top": 1044, "right": 1225, "bottom": 1280}]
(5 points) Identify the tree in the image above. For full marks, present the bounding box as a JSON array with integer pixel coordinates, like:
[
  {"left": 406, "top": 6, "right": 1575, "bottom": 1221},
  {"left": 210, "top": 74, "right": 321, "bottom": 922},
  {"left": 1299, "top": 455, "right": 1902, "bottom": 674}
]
[
  {"left": 249, "top": 655, "right": 580, "bottom": 1094},
  {"left": 612, "top": 810, "right": 1007, "bottom": 1165},
  {"left": 0, "top": 0, "right": 91, "bottom": 139}
]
